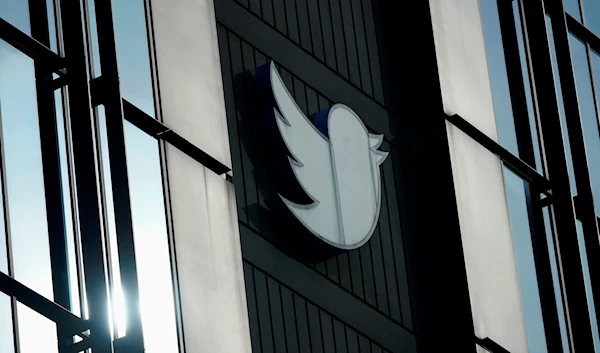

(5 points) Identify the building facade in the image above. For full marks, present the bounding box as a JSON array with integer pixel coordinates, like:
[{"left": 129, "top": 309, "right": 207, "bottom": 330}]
[{"left": 1, "top": 0, "right": 600, "bottom": 352}]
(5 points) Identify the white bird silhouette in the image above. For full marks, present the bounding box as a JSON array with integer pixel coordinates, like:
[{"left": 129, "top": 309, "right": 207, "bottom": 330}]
[{"left": 261, "top": 62, "right": 388, "bottom": 249}]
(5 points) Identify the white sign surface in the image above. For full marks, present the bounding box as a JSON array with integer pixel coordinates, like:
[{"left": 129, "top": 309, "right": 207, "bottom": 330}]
[{"left": 261, "top": 62, "right": 388, "bottom": 249}]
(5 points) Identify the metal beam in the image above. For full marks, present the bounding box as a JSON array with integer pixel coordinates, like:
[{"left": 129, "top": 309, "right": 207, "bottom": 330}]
[
  {"left": 0, "top": 17, "right": 66, "bottom": 76},
  {"left": 445, "top": 113, "right": 551, "bottom": 193}
]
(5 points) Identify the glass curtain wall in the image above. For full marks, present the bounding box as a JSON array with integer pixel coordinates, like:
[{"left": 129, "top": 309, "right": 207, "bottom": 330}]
[
  {"left": 0, "top": 0, "right": 180, "bottom": 352},
  {"left": 477, "top": 0, "right": 600, "bottom": 352}
]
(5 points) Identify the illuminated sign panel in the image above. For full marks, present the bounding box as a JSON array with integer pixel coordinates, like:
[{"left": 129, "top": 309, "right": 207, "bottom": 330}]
[{"left": 256, "top": 62, "right": 388, "bottom": 256}]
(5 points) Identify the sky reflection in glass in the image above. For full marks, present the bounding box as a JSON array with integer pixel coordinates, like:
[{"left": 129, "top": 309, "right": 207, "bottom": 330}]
[
  {"left": 504, "top": 167, "right": 548, "bottom": 353},
  {"left": 0, "top": 39, "right": 58, "bottom": 353},
  {"left": 110, "top": 1, "right": 179, "bottom": 352},
  {"left": 583, "top": 0, "right": 600, "bottom": 39}
]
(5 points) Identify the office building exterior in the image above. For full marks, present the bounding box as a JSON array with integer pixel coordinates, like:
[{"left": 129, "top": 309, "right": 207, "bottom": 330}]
[{"left": 1, "top": 0, "right": 600, "bottom": 352}]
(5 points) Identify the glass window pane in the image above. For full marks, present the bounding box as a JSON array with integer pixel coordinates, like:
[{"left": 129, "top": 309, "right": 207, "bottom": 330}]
[
  {"left": 569, "top": 34, "right": 600, "bottom": 211},
  {"left": 481, "top": 0, "right": 519, "bottom": 155},
  {"left": 0, "top": 294, "right": 15, "bottom": 353},
  {"left": 480, "top": 0, "right": 543, "bottom": 172},
  {"left": 583, "top": 0, "right": 600, "bottom": 39},
  {"left": 125, "top": 122, "right": 178, "bottom": 353},
  {"left": 565, "top": 0, "right": 582, "bottom": 22},
  {"left": 0, "top": 0, "right": 30, "bottom": 35},
  {"left": 504, "top": 167, "right": 548, "bottom": 353},
  {"left": 0, "top": 39, "right": 58, "bottom": 353},
  {"left": 112, "top": 0, "right": 155, "bottom": 117},
  {"left": 542, "top": 207, "right": 570, "bottom": 353},
  {"left": 576, "top": 219, "right": 600, "bottom": 351},
  {"left": 546, "top": 15, "right": 578, "bottom": 194}
]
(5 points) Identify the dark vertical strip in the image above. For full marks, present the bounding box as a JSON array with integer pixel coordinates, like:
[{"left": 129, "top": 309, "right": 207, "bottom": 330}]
[
  {"left": 376, "top": 171, "right": 402, "bottom": 323},
  {"left": 348, "top": 250, "right": 364, "bottom": 299},
  {"left": 249, "top": 0, "right": 262, "bottom": 17},
  {"left": 281, "top": 287, "right": 299, "bottom": 353},
  {"left": 252, "top": 51, "right": 271, "bottom": 232},
  {"left": 284, "top": 0, "right": 301, "bottom": 44},
  {"left": 306, "top": 302, "right": 322, "bottom": 353},
  {"left": 254, "top": 269, "right": 275, "bottom": 353},
  {"left": 345, "top": 328, "right": 359, "bottom": 353},
  {"left": 338, "top": 253, "right": 352, "bottom": 291},
  {"left": 306, "top": 0, "right": 324, "bottom": 61},
  {"left": 520, "top": 0, "right": 595, "bottom": 350},
  {"left": 267, "top": 277, "right": 287, "bottom": 353},
  {"left": 361, "top": 0, "right": 384, "bottom": 104},
  {"left": 92, "top": 0, "right": 146, "bottom": 350},
  {"left": 358, "top": 335, "right": 372, "bottom": 353},
  {"left": 28, "top": 0, "right": 70, "bottom": 351},
  {"left": 383, "top": 145, "right": 412, "bottom": 328},
  {"left": 58, "top": 0, "right": 112, "bottom": 350},
  {"left": 295, "top": 0, "right": 313, "bottom": 53},
  {"left": 332, "top": 319, "right": 347, "bottom": 353},
  {"left": 318, "top": 0, "right": 337, "bottom": 69},
  {"left": 370, "top": 228, "right": 389, "bottom": 315},
  {"left": 359, "top": 244, "right": 376, "bottom": 307},
  {"left": 321, "top": 313, "right": 335, "bottom": 353},
  {"left": 219, "top": 27, "right": 248, "bottom": 222},
  {"left": 325, "top": 257, "right": 339, "bottom": 283},
  {"left": 350, "top": 0, "right": 372, "bottom": 96},
  {"left": 262, "top": 0, "right": 275, "bottom": 25},
  {"left": 243, "top": 262, "right": 262, "bottom": 353},
  {"left": 329, "top": 0, "right": 349, "bottom": 78},
  {"left": 229, "top": 33, "right": 252, "bottom": 225},
  {"left": 273, "top": 0, "right": 288, "bottom": 34},
  {"left": 241, "top": 41, "right": 262, "bottom": 232},
  {"left": 294, "top": 294, "right": 311, "bottom": 353},
  {"left": 0, "top": 101, "right": 20, "bottom": 353},
  {"left": 338, "top": 0, "right": 361, "bottom": 87}
]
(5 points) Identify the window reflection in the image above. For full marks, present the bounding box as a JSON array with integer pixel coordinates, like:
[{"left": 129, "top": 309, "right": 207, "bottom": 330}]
[
  {"left": 125, "top": 122, "right": 179, "bottom": 353},
  {"left": 542, "top": 207, "right": 570, "bottom": 353},
  {"left": 582, "top": 0, "right": 600, "bottom": 39},
  {"left": 569, "top": 34, "right": 600, "bottom": 212},
  {"left": 546, "top": 15, "right": 577, "bottom": 194},
  {"left": 504, "top": 167, "right": 548, "bottom": 353},
  {"left": 480, "top": 0, "right": 519, "bottom": 155},
  {"left": 576, "top": 219, "right": 600, "bottom": 351},
  {"left": 0, "top": 0, "right": 31, "bottom": 36},
  {"left": 564, "top": 0, "right": 582, "bottom": 22},
  {"left": 480, "top": 0, "right": 543, "bottom": 172},
  {"left": 111, "top": 0, "right": 155, "bottom": 117},
  {"left": 0, "top": 39, "right": 57, "bottom": 353},
  {"left": 0, "top": 294, "right": 15, "bottom": 353}
]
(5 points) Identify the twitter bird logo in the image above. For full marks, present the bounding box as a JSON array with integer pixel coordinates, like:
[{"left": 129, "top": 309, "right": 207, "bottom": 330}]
[{"left": 255, "top": 62, "right": 388, "bottom": 252}]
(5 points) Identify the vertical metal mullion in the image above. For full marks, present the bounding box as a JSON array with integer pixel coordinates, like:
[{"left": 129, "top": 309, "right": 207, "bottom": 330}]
[
  {"left": 57, "top": 0, "right": 112, "bottom": 352},
  {"left": 92, "top": 0, "right": 145, "bottom": 351},
  {"left": 0, "top": 100, "right": 20, "bottom": 353},
  {"left": 52, "top": 0, "right": 88, "bottom": 321},
  {"left": 519, "top": 0, "right": 595, "bottom": 351},
  {"left": 544, "top": 0, "right": 600, "bottom": 338},
  {"left": 28, "top": 0, "right": 72, "bottom": 352},
  {"left": 497, "top": 1, "right": 564, "bottom": 351}
]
